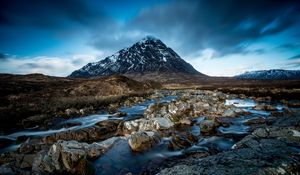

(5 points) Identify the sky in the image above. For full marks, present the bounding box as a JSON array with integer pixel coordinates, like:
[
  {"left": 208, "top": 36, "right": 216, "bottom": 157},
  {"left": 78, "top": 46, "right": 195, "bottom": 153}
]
[{"left": 0, "top": 0, "right": 300, "bottom": 76}]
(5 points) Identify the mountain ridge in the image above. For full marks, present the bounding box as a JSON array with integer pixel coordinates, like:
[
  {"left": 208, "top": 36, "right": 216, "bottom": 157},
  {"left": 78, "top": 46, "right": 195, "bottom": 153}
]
[
  {"left": 235, "top": 69, "right": 300, "bottom": 80},
  {"left": 69, "top": 36, "right": 205, "bottom": 78}
]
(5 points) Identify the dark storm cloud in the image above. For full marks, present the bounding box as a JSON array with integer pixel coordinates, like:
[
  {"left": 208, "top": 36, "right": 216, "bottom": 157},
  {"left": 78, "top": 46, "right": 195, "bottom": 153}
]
[
  {"left": 127, "top": 0, "right": 300, "bottom": 57},
  {"left": 278, "top": 43, "right": 300, "bottom": 50},
  {"left": 0, "top": 0, "right": 106, "bottom": 29},
  {"left": 277, "top": 43, "right": 300, "bottom": 51},
  {"left": 0, "top": 53, "right": 7, "bottom": 59},
  {"left": 285, "top": 54, "right": 300, "bottom": 68},
  {"left": 1, "top": 0, "right": 300, "bottom": 59},
  {"left": 288, "top": 54, "right": 300, "bottom": 60}
]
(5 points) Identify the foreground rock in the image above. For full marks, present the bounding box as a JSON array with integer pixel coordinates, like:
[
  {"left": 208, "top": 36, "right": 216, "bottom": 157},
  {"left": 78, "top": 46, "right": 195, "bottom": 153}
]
[
  {"left": 0, "top": 138, "right": 123, "bottom": 174},
  {"left": 33, "top": 137, "right": 123, "bottom": 174},
  {"left": 43, "top": 119, "right": 121, "bottom": 144},
  {"left": 157, "top": 113, "right": 300, "bottom": 175},
  {"left": 122, "top": 117, "right": 174, "bottom": 135},
  {"left": 199, "top": 119, "right": 217, "bottom": 134},
  {"left": 158, "top": 138, "right": 300, "bottom": 175},
  {"left": 168, "top": 133, "right": 198, "bottom": 150},
  {"left": 128, "top": 131, "right": 161, "bottom": 152}
]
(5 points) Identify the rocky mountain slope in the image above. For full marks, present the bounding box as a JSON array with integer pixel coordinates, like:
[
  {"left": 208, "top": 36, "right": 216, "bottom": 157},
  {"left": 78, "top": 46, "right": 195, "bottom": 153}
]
[
  {"left": 69, "top": 36, "right": 204, "bottom": 78},
  {"left": 235, "top": 69, "right": 300, "bottom": 80}
]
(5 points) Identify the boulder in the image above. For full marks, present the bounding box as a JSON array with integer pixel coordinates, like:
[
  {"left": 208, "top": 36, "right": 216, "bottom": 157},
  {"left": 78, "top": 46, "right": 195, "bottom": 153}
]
[
  {"left": 253, "top": 105, "right": 276, "bottom": 111},
  {"left": 235, "top": 127, "right": 300, "bottom": 149},
  {"left": 200, "top": 120, "right": 217, "bottom": 134},
  {"left": 122, "top": 117, "right": 174, "bottom": 135},
  {"left": 79, "top": 106, "right": 94, "bottom": 115},
  {"left": 168, "top": 133, "right": 198, "bottom": 150},
  {"left": 177, "top": 118, "right": 192, "bottom": 126},
  {"left": 19, "top": 154, "right": 35, "bottom": 169},
  {"left": 244, "top": 117, "right": 266, "bottom": 125},
  {"left": 215, "top": 117, "right": 232, "bottom": 127},
  {"left": 33, "top": 138, "right": 122, "bottom": 174},
  {"left": 158, "top": 129, "right": 300, "bottom": 175},
  {"left": 107, "top": 103, "right": 120, "bottom": 113},
  {"left": 128, "top": 131, "right": 161, "bottom": 152},
  {"left": 222, "top": 109, "right": 237, "bottom": 117},
  {"left": 168, "top": 103, "right": 178, "bottom": 114},
  {"left": 176, "top": 101, "right": 190, "bottom": 112},
  {"left": 193, "top": 102, "right": 206, "bottom": 114},
  {"left": 65, "top": 108, "right": 80, "bottom": 116},
  {"left": 115, "top": 112, "right": 127, "bottom": 117},
  {"left": 43, "top": 119, "right": 121, "bottom": 144}
]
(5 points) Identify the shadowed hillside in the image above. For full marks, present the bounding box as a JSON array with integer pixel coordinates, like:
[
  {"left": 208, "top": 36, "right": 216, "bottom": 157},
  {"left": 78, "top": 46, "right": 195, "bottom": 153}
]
[{"left": 0, "top": 74, "right": 158, "bottom": 133}]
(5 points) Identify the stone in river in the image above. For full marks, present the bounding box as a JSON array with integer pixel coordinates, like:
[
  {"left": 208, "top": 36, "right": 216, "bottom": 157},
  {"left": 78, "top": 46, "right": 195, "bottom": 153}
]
[{"left": 128, "top": 131, "right": 161, "bottom": 152}]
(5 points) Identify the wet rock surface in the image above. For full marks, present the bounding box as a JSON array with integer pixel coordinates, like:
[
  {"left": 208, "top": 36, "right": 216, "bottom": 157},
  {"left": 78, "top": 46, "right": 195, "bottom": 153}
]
[
  {"left": 128, "top": 131, "right": 161, "bottom": 152},
  {"left": 43, "top": 119, "right": 122, "bottom": 144},
  {"left": 168, "top": 133, "right": 198, "bottom": 150},
  {"left": 155, "top": 112, "right": 300, "bottom": 175},
  {"left": 33, "top": 138, "right": 122, "bottom": 174},
  {"left": 121, "top": 117, "right": 174, "bottom": 135},
  {"left": 157, "top": 141, "right": 300, "bottom": 175}
]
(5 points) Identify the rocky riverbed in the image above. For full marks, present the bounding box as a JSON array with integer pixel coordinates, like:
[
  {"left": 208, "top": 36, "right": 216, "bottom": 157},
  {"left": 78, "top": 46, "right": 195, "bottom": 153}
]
[{"left": 0, "top": 89, "right": 300, "bottom": 175}]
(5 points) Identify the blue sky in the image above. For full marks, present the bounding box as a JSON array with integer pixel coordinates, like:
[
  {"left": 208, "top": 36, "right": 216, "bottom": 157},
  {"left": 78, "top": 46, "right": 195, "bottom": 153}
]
[{"left": 0, "top": 0, "right": 300, "bottom": 76}]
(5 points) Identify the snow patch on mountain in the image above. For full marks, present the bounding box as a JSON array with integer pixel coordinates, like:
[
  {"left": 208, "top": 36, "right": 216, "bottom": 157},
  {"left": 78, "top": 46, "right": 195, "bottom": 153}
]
[{"left": 235, "top": 69, "right": 300, "bottom": 80}]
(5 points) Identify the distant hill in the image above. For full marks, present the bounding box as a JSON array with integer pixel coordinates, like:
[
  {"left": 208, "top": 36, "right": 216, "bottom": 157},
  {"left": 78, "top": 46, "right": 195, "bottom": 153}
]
[{"left": 235, "top": 69, "right": 300, "bottom": 80}]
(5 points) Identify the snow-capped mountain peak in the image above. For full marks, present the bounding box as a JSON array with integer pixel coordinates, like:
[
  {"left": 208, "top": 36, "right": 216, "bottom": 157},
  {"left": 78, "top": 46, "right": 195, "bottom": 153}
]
[
  {"left": 235, "top": 69, "right": 300, "bottom": 80},
  {"left": 69, "top": 36, "right": 201, "bottom": 78}
]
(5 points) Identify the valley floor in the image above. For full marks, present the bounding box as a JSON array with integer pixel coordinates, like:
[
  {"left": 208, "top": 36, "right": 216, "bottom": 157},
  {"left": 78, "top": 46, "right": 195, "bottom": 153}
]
[{"left": 0, "top": 74, "right": 300, "bottom": 175}]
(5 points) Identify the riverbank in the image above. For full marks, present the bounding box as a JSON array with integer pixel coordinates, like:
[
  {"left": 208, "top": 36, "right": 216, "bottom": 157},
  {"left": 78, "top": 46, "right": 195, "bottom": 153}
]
[{"left": 0, "top": 74, "right": 159, "bottom": 134}]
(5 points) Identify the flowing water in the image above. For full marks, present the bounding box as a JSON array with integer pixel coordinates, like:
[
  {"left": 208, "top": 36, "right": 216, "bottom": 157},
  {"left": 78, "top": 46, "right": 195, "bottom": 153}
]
[
  {"left": 0, "top": 95, "right": 290, "bottom": 174},
  {"left": 93, "top": 98, "right": 288, "bottom": 174},
  {"left": 0, "top": 95, "right": 178, "bottom": 153}
]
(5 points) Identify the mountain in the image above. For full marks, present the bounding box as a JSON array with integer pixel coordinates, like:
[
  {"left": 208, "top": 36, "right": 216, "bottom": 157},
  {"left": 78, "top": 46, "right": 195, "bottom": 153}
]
[
  {"left": 235, "top": 69, "right": 300, "bottom": 80},
  {"left": 69, "top": 36, "right": 204, "bottom": 78}
]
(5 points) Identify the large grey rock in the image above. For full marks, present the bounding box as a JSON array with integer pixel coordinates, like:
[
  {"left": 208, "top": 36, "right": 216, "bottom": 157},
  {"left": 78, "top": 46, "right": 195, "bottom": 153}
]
[
  {"left": 122, "top": 117, "right": 174, "bottom": 134},
  {"left": 158, "top": 138, "right": 300, "bottom": 175},
  {"left": 234, "top": 127, "right": 300, "bottom": 149},
  {"left": 168, "top": 103, "right": 178, "bottom": 114},
  {"left": 168, "top": 133, "right": 198, "bottom": 150},
  {"left": 33, "top": 137, "right": 123, "bottom": 174},
  {"left": 222, "top": 109, "right": 237, "bottom": 117},
  {"left": 19, "top": 154, "right": 36, "bottom": 169},
  {"left": 157, "top": 118, "right": 300, "bottom": 175},
  {"left": 43, "top": 119, "right": 121, "bottom": 144},
  {"left": 253, "top": 104, "right": 277, "bottom": 111},
  {"left": 128, "top": 131, "right": 161, "bottom": 152}
]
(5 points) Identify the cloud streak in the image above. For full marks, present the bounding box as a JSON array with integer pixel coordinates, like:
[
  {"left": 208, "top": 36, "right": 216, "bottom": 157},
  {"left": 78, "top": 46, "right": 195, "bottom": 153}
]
[
  {"left": 288, "top": 54, "right": 300, "bottom": 60},
  {"left": 0, "top": 0, "right": 107, "bottom": 29},
  {"left": 129, "top": 0, "right": 300, "bottom": 56},
  {"left": 0, "top": 54, "right": 98, "bottom": 76},
  {"left": 1, "top": 0, "right": 300, "bottom": 58}
]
